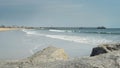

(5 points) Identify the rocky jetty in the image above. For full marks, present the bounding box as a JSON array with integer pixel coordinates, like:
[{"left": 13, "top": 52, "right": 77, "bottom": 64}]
[{"left": 0, "top": 44, "right": 120, "bottom": 68}]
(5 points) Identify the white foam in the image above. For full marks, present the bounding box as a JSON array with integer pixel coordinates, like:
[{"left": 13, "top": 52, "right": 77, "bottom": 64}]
[
  {"left": 49, "top": 29, "right": 66, "bottom": 32},
  {"left": 49, "top": 29, "right": 72, "bottom": 33},
  {"left": 29, "top": 46, "right": 39, "bottom": 54},
  {"left": 45, "top": 35, "right": 112, "bottom": 45},
  {"left": 30, "top": 50, "right": 34, "bottom": 54},
  {"left": 22, "top": 29, "right": 40, "bottom": 35}
]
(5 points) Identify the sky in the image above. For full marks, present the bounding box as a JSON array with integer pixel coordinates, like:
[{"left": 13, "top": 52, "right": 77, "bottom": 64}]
[{"left": 0, "top": 0, "right": 120, "bottom": 28}]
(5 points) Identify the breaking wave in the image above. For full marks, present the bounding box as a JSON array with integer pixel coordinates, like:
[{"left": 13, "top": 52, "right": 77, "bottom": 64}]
[
  {"left": 49, "top": 29, "right": 72, "bottom": 33},
  {"left": 22, "top": 29, "right": 114, "bottom": 45}
]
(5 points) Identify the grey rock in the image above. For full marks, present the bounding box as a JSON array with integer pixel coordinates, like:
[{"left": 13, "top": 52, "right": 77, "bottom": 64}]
[
  {"left": 27, "top": 46, "right": 68, "bottom": 64},
  {"left": 90, "top": 43, "right": 120, "bottom": 56},
  {"left": 56, "top": 50, "right": 120, "bottom": 68},
  {"left": 90, "top": 47, "right": 107, "bottom": 56}
]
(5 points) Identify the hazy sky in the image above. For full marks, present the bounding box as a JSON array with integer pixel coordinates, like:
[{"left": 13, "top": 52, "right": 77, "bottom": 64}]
[{"left": 0, "top": 0, "right": 120, "bottom": 28}]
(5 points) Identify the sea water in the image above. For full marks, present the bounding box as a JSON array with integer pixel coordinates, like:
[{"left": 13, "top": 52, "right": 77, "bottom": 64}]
[{"left": 0, "top": 28, "right": 120, "bottom": 60}]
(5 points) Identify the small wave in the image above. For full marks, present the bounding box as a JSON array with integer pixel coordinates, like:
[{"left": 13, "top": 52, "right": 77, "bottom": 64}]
[
  {"left": 49, "top": 29, "right": 66, "bottom": 32},
  {"left": 30, "top": 46, "right": 40, "bottom": 54},
  {"left": 30, "top": 50, "right": 34, "bottom": 54},
  {"left": 22, "top": 29, "right": 40, "bottom": 35}
]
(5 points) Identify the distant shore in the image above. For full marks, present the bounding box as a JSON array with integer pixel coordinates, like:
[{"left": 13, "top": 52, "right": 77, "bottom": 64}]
[{"left": 0, "top": 28, "right": 19, "bottom": 31}]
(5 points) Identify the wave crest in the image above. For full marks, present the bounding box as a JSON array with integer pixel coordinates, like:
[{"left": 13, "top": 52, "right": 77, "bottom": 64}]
[{"left": 49, "top": 29, "right": 72, "bottom": 33}]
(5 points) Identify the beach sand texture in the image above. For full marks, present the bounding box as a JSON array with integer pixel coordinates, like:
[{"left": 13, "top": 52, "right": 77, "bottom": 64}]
[{"left": 0, "top": 28, "right": 17, "bottom": 31}]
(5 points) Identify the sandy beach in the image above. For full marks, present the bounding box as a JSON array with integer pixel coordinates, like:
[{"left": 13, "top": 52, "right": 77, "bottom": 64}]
[{"left": 0, "top": 28, "right": 18, "bottom": 31}]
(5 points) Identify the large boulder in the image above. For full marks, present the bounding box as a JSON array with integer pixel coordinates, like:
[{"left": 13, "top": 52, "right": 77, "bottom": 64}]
[
  {"left": 28, "top": 46, "right": 68, "bottom": 64},
  {"left": 90, "top": 43, "right": 120, "bottom": 56}
]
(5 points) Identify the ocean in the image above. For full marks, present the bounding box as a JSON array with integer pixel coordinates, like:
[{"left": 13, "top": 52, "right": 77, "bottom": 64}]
[{"left": 0, "top": 28, "right": 120, "bottom": 60}]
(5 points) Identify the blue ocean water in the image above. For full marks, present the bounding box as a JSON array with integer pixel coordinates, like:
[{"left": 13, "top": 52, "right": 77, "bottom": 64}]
[{"left": 0, "top": 28, "right": 120, "bottom": 60}]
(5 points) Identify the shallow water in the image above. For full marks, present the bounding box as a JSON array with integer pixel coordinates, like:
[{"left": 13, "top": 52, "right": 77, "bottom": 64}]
[{"left": 0, "top": 28, "right": 120, "bottom": 60}]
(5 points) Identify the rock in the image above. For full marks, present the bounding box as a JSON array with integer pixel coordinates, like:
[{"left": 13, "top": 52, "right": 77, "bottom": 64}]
[
  {"left": 2, "top": 44, "right": 120, "bottom": 68},
  {"left": 27, "top": 50, "right": 120, "bottom": 68},
  {"left": 90, "top": 47, "right": 108, "bottom": 56},
  {"left": 90, "top": 43, "right": 120, "bottom": 56},
  {"left": 59, "top": 50, "right": 120, "bottom": 68},
  {"left": 28, "top": 46, "right": 68, "bottom": 64},
  {"left": 1, "top": 50, "right": 120, "bottom": 68}
]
